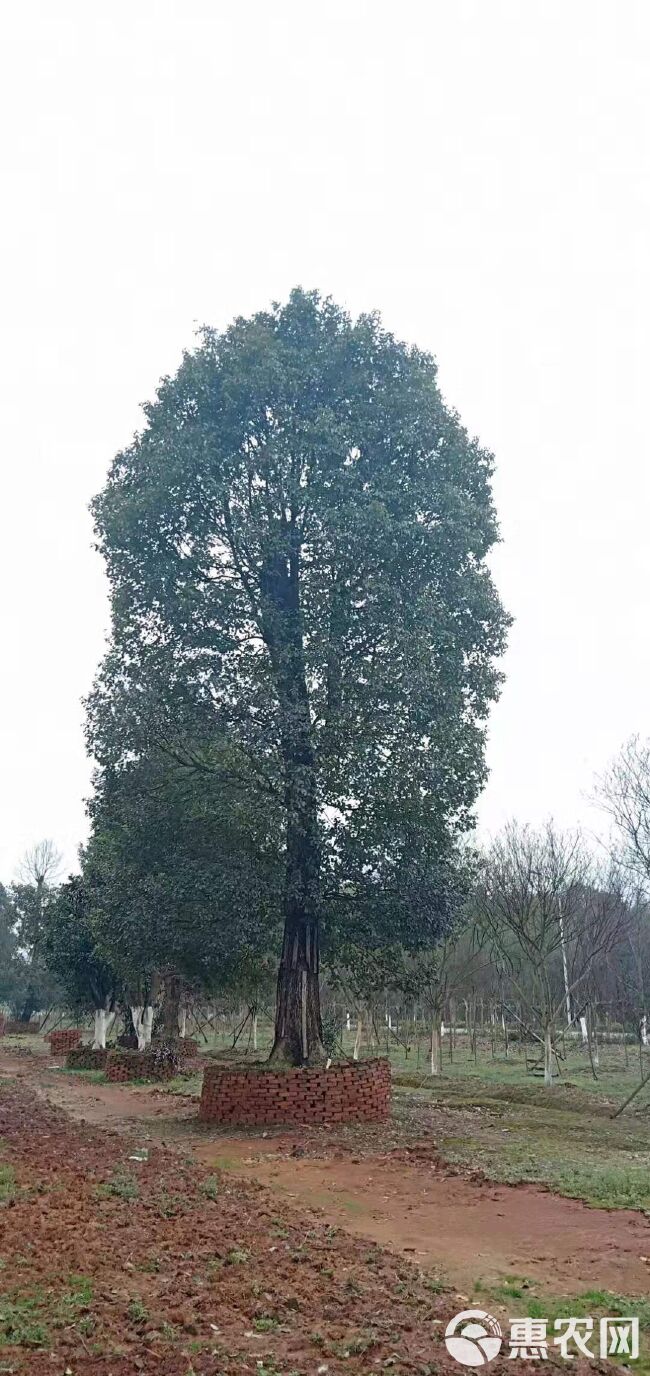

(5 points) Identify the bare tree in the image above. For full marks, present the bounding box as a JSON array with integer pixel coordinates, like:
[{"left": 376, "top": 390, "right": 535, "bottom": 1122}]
[
  {"left": 475, "top": 821, "right": 629, "bottom": 1085},
  {"left": 595, "top": 736, "right": 650, "bottom": 890},
  {"left": 17, "top": 840, "right": 62, "bottom": 890}
]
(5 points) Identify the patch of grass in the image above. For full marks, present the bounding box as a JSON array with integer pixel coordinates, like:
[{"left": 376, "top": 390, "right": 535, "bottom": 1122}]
[
  {"left": 331, "top": 1331, "right": 378, "bottom": 1357},
  {"left": 160, "top": 1320, "right": 178, "bottom": 1339},
  {"left": 0, "top": 1294, "right": 49, "bottom": 1347},
  {"left": 225, "top": 1248, "right": 249, "bottom": 1266},
  {"left": 0, "top": 1168, "right": 16, "bottom": 1204},
  {"left": 340, "top": 1195, "right": 365, "bottom": 1216},
  {"left": 474, "top": 1276, "right": 650, "bottom": 1366},
  {"left": 253, "top": 1316, "right": 279, "bottom": 1332},
  {"left": 199, "top": 1173, "right": 220, "bottom": 1200},
  {"left": 158, "top": 1074, "right": 202, "bottom": 1096},
  {"left": 52, "top": 1274, "right": 93, "bottom": 1327},
  {"left": 422, "top": 1273, "right": 446, "bottom": 1295},
  {"left": 424, "top": 1075, "right": 650, "bottom": 1212},
  {"left": 64, "top": 1069, "right": 107, "bottom": 1084},
  {"left": 96, "top": 1170, "right": 139, "bottom": 1200},
  {"left": 0, "top": 1276, "right": 94, "bottom": 1349},
  {"left": 553, "top": 1163, "right": 650, "bottom": 1211},
  {"left": 127, "top": 1298, "right": 149, "bottom": 1323},
  {"left": 155, "top": 1189, "right": 190, "bottom": 1218}
]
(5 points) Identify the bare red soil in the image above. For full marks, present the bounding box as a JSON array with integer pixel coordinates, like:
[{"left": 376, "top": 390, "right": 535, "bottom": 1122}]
[
  {"left": 0, "top": 1050, "right": 642, "bottom": 1373},
  {"left": 25, "top": 1051, "right": 650, "bottom": 1299}
]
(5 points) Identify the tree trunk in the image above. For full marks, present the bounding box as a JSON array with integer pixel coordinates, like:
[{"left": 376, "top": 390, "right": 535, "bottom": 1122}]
[
  {"left": 19, "top": 986, "right": 37, "bottom": 1024},
  {"left": 131, "top": 1006, "right": 145, "bottom": 1051},
  {"left": 261, "top": 544, "right": 325, "bottom": 1067},
  {"left": 131, "top": 1005, "right": 154, "bottom": 1051},
  {"left": 92, "top": 1008, "right": 109, "bottom": 1050},
  {"left": 544, "top": 1023, "right": 554, "bottom": 1086},
  {"left": 252, "top": 1007, "right": 258, "bottom": 1052},
  {"left": 430, "top": 1015, "right": 442, "bottom": 1075},
  {"left": 143, "top": 1005, "right": 154, "bottom": 1046},
  {"left": 269, "top": 786, "right": 324, "bottom": 1065},
  {"left": 161, "top": 973, "right": 182, "bottom": 1041},
  {"left": 270, "top": 918, "right": 323, "bottom": 1065},
  {"left": 178, "top": 1006, "right": 187, "bottom": 1039},
  {"left": 353, "top": 1014, "right": 363, "bottom": 1061},
  {"left": 586, "top": 1006, "right": 599, "bottom": 1078}
]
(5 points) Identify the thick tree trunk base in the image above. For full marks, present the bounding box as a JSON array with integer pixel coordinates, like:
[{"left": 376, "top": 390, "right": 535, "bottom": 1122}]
[
  {"left": 270, "top": 959, "right": 324, "bottom": 1067},
  {"left": 268, "top": 1035, "right": 327, "bottom": 1067}
]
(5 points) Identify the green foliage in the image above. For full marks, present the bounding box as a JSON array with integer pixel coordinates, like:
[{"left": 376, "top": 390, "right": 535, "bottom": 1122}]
[
  {"left": 83, "top": 745, "right": 283, "bottom": 1003},
  {"left": 0, "top": 888, "right": 24, "bottom": 1011},
  {"left": 41, "top": 875, "right": 117, "bottom": 1017},
  {"left": 0, "top": 871, "right": 62, "bottom": 1021}
]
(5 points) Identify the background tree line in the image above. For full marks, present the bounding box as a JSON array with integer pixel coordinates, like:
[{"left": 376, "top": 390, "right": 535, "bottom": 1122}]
[{"left": 3, "top": 734, "right": 650, "bottom": 1086}]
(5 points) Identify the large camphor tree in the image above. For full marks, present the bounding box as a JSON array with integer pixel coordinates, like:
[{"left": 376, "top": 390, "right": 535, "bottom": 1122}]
[{"left": 91, "top": 289, "right": 509, "bottom": 1065}]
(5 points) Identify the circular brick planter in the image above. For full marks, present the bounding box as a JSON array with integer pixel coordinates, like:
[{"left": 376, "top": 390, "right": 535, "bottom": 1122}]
[
  {"left": 65, "top": 1046, "right": 108, "bottom": 1071},
  {"left": 198, "top": 1058, "right": 391, "bottom": 1126},
  {"left": 105, "top": 1048, "right": 181, "bottom": 1083},
  {"left": 48, "top": 1029, "right": 82, "bottom": 1056},
  {"left": 178, "top": 1037, "right": 200, "bottom": 1058}
]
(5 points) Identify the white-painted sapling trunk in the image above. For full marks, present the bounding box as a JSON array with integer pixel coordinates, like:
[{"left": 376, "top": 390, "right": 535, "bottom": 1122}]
[
  {"left": 178, "top": 1007, "right": 187, "bottom": 1038},
  {"left": 430, "top": 1019, "right": 442, "bottom": 1075},
  {"left": 92, "top": 1008, "right": 109, "bottom": 1050},
  {"left": 544, "top": 1024, "right": 553, "bottom": 1086},
  {"left": 131, "top": 1006, "right": 154, "bottom": 1051},
  {"left": 580, "top": 1016, "right": 588, "bottom": 1044},
  {"left": 353, "top": 1014, "right": 363, "bottom": 1061},
  {"left": 252, "top": 1010, "right": 258, "bottom": 1052},
  {"left": 131, "top": 1007, "right": 145, "bottom": 1050}
]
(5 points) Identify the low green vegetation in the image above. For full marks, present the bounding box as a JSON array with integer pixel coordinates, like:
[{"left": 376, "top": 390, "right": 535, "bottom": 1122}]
[
  {"left": 391, "top": 1047, "right": 650, "bottom": 1212},
  {"left": 63, "top": 1068, "right": 107, "bottom": 1084},
  {"left": 199, "top": 1173, "right": 220, "bottom": 1200},
  {"left": 95, "top": 1171, "right": 139, "bottom": 1201},
  {"left": 473, "top": 1277, "right": 650, "bottom": 1373},
  {"left": 0, "top": 1168, "right": 16, "bottom": 1204},
  {"left": 0, "top": 1275, "right": 93, "bottom": 1349}
]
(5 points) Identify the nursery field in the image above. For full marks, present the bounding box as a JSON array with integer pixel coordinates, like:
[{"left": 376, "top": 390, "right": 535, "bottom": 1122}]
[{"left": 1, "top": 1035, "right": 650, "bottom": 1374}]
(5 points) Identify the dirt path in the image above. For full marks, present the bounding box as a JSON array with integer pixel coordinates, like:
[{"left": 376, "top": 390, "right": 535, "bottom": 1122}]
[
  {"left": 6, "top": 1051, "right": 650, "bottom": 1299},
  {"left": 195, "top": 1142, "right": 650, "bottom": 1295}
]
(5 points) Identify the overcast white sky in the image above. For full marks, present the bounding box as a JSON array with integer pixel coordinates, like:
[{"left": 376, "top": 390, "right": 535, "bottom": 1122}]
[{"left": 1, "top": 0, "right": 649, "bottom": 880}]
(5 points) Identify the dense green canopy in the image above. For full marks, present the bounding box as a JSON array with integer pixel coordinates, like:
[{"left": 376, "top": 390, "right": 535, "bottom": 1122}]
[{"left": 90, "top": 289, "right": 509, "bottom": 1061}]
